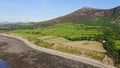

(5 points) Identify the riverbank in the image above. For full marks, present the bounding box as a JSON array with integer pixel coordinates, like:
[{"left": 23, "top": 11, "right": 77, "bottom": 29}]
[
  {"left": 0, "top": 34, "right": 116, "bottom": 68},
  {"left": 0, "top": 34, "right": 100, "bottom": 68}
]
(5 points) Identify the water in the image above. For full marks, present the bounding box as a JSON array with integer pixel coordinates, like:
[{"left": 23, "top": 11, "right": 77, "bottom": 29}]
[
  {"left": 0, "top": 60, "right": 10, "bottom": 68},
  {"left": 0, "top": 36, "right": 101, "bottom": 68}
]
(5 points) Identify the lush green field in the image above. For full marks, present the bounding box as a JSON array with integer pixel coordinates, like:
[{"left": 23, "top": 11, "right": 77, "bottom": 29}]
[{"left": 8, "top": 23, "right": 103, "bottom": 41}]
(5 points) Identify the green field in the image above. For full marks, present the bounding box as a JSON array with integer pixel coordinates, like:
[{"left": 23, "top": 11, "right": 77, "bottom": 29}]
[
  {"left": 39, "top": 36, "right": 70, "bottom": 44},
  {"left": 7, "top": 23, "right": 103, "bottom": 41}
]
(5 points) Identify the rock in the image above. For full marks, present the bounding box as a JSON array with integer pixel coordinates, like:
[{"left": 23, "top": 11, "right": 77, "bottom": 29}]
[{"left": 102, "top": 55, "right": 114, "bottom": 65}]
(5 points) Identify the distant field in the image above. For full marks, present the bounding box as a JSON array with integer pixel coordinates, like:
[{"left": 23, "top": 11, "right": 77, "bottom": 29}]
[
  {"left": 7, "top": 23, "right": 103, "bottom": 41},
  {"left": 115, "top": 40, "right": 120, "bottom": 49}
]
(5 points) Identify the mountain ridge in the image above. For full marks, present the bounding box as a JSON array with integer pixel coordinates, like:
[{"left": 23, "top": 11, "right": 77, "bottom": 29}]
[{"left": 39, "top": 6, "right": 120, "bottom": 25}]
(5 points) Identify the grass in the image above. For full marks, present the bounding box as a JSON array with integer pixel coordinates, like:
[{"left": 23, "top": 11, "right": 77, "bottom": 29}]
[
  {"left": 39, "top": 36, "right": 106, "bottom": 53},
  {"left": 35, "top": 40, "right": 53, "bottom": 49},
  {"left": 35, "top": 39, "right": 103, "bottom": 61},
  {"left": 39, "top": 36, "right": 70, "bottom": 44},
  {"left": 83, "top": 41, "right": 90, "bottom": 45},
  {"left": 87, "top": 53, "right": 104, "bottom": 61},
  {"left": 115, "top": 40, "right": 120, "bottom": 49},
  {"left": 55, "top": 47, "right": 82, "bottom": 55},
  {"left": 37, "top": 36, "right": 105, "bottom": 61},
  {"left": 40, "top": 23, "right": 103, "bottom": 40},
  {"left": 7, "top": 23, "right": 103, "bottom": 41}
]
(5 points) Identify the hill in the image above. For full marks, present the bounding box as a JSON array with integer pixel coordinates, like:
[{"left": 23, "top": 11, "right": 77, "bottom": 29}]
[{"left": 39, "top": 6, "right": 120, "bottom": 26}]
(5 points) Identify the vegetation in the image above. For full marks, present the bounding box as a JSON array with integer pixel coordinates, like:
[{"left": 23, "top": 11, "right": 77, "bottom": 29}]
[
  {"left": 39, "top": 36, "right": 70, "bottom": 44},
  {"left": 1, "top": 15, "right": 120, "bottom": 66},
  {"left": 83, "top": 41, "right": 90, "bottom": 45},
  {"left": 0, "top": 23, "right": 35, "bottom": 31},
  {"left": 95, "top": 25, "right": 120, "bottom": 66},
  {"left": 63, "top": 41, "right": 106, "bottom": 53},
  {"left": 34, "top": 38, "right": 104, "bottom": 61},
  {"left": 7, "top": 23, "right": 103, "bottom": 41},
  {"left": 35, "top": 40, "right": 53, "bottom": 49},
  {"left": 115, "top": 40, "right": 120, "bottom": 49}
]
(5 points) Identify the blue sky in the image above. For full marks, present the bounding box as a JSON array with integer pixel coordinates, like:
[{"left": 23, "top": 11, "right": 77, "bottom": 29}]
[{"left": 0, "top": 0, "right": 120, "bottom": 22}]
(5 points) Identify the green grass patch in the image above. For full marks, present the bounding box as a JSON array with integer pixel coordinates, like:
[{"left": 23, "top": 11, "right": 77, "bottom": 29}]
[
  {"left": 87, "top": 53, "right": 104, "bottom": 61},
  {"left": 55, "top": 47, "right": 82, "bottom": 55},
  {"left": 35, "top": 40, "right": 53, "bottom": 49},
  {"left": 83, "top": 41, "right": 90, "bottom": 45},
  {"left": 115, "top": 40, "right": 120, "bottom": 49}
]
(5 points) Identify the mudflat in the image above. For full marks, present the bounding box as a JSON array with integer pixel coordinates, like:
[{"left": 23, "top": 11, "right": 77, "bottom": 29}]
[{"left": 0, "top": 35, "right": 99, "bottom": 68}]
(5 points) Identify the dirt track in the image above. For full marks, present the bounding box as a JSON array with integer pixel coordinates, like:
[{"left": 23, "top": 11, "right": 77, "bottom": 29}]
[{"left": 0, "top": 34, "right": 115, "bottom": 68}]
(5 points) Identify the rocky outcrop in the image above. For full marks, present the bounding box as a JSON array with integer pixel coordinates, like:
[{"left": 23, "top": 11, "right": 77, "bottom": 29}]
[
  {"left": 53, "top": 43, "right": 115, "bottom": 65},
  {"left": 102, "top": 55, "right": 114, "bottom": 65}
]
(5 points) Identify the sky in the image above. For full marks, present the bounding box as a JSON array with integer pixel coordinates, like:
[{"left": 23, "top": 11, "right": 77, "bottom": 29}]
[{"left": 0, "top": 0, "right": 120, "bottom": 23}]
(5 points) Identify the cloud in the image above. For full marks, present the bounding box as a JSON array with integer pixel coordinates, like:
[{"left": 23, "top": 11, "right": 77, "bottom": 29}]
[{"left": 0, "top": 16, "right": 40, "bottom": 23}]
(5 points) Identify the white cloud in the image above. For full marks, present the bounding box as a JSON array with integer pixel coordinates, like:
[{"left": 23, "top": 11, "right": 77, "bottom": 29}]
[{"left": 0, "top": 16, "right": 41, "bottom": 23}]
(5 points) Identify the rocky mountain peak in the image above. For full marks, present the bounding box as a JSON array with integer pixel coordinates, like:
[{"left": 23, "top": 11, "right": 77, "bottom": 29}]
[
  {"left": 81, "top": 6, "right": 95, "bottom": 11},
  {"left": 40, "top": 6, "right": 120, "bottom": 25}
]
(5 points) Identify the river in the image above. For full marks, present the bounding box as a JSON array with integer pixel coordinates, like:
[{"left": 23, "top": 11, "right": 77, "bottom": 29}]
[{"left": 0, "top": 35, "right": 100, "bottom": 68}]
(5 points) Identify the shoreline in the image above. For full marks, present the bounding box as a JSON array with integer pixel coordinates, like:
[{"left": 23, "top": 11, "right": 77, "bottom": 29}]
[{"left": 0, "top": 34, "right": 116, "bottom": 68}]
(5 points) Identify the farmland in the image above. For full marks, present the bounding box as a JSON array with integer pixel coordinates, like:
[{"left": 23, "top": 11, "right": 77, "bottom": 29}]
[
  {"left": 36, "top": 36, "right": 106, "bottom": 61},
  {"left": 62, "top": 41, "right": 106, "bottom": 53},
  {"left": 7, "top": 23, "right": 103, "bottom": 41},
  {"left": 38, "top": 36, "right": 106, "bottom": 53},
  {"left": 5, "top": 23, "right": 107, "bottom": 61}
]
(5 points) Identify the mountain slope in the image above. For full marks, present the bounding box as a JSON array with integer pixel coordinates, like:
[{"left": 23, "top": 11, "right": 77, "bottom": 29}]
[
  {"left": 40, "top": 6, "right": 120, "bottom": 25},
  {"left": 0, "top": 6, "right": 120, "bottom": 30}
]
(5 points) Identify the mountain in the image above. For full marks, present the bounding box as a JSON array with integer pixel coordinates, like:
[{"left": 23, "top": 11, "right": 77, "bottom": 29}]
[
  {"left": 39, "top": 6, "right": 120, "bottom": 25},
  {"left": 0, "top": 22, "right": 21, "bottom": 25},
  {"left": 0, "top": 6, "right": 120, "bottom": 29}
]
